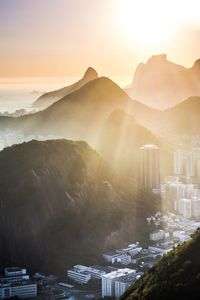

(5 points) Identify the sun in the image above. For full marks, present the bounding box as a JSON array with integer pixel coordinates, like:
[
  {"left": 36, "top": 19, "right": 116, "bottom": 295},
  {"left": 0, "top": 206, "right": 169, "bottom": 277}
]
[{"left": 117, "top": 0, "right": 179, "bottom": 46}]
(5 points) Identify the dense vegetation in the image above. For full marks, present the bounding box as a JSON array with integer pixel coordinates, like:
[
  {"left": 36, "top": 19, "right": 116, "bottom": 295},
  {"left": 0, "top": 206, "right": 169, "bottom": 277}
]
[
  {"left": 0, "top": 139, "right": 160, "bottom": 275},
  {"left": 122, "top": 229, "right": 200, "bottom": 300}
]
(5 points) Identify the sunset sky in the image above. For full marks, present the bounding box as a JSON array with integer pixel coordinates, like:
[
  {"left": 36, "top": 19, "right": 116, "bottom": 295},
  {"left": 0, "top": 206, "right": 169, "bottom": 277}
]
[{"left": 1, "top": 0, "right": 200, "bottom": 81}]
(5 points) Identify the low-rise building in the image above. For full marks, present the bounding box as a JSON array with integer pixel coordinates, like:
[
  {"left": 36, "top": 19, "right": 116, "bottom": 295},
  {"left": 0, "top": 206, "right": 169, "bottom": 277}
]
[
  {"left": 67, "top": 265, "right": 91, "bottom": 284},
  {"left": 103, "top": 251, "right": 120, "bottom": 263},
  {"left": 0, "top": 281, "right": 37, "bottom": 299},
  {"left": 150, "top": 230, "right": 165, "bottom": 241}
]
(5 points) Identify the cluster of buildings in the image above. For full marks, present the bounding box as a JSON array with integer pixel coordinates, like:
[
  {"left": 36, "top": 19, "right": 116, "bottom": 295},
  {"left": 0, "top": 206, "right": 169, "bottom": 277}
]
[
  {"left": 0, "top": 267, "right": 37, "bottom": 299},
  {"left": 102, "top": 269, "right": 142, "bottom": 299},
  {"left": 67, "top": 264, "right": 143, "bottom": 299},
  {"left": 139, "top": 144, "right": 200, "bottom": 220},
  {"left": 161, "top": 149, "right": 200, "bottom": 219}
]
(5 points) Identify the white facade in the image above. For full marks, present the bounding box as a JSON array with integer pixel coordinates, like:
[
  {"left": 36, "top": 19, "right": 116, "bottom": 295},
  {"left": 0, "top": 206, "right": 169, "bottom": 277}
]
[
  {"left": 178, "top": 198, "right": 192, "bottom": 218},
  {"left": 186, "top": 152, "right": 196, "bottom": 178},
  {"left": 4, "top": 268, "right": 26, "bottom": 277},
  {"left": 174, "top": 151, "right": 184, "bottom": 175},
  {"left": 103, "top": 252, "right": 119, "bottom": 263},
  {"left": 67, "top": 270, "right": 91, "bottom": 284},
  {"left": 67, "top": 265, "right": 91, "bottom": 284},
  {"left": 191, "top": 197, "right": 200, "bottom": 218},
  {"left": 0, "top": 282, "right": 37, "bottom": 299},
  {"left": 116, "top": 254, "right": 132, "bottom": 265},
  {"left": 139, "top": 144, "right": 160, "bottom": 189},
  {"left": 102, "top": 268, "right": 135, "bottom": 298},
  {"left": 114, "top": 273, "right": 142, "bottom": 299},
  {"left": 150, "top": 230, "right": 165, "bottom": 241}
]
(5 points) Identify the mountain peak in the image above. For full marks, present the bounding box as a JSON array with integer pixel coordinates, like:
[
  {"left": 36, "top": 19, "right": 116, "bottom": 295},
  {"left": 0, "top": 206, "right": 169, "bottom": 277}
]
[
  {"left": 147, "top": 54, "right": 167, "bottom": 63},
  {"left": 83, "top": 67, "right": 98, "bottom": 81}
]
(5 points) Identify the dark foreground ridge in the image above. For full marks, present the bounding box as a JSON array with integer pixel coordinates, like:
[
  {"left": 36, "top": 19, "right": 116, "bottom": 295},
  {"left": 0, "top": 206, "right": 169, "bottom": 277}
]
[
  {"left": 122, "top": 229, "right": 200, "bottom": 300},
  {"left": 0, "top": 139, "right": 160, "bottom": 275}
]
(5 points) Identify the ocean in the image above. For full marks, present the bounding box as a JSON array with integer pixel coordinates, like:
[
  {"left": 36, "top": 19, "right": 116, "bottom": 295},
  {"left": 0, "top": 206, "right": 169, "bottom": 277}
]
[{"left": 0, "top": 76, "right": 130, "bottom": 113}]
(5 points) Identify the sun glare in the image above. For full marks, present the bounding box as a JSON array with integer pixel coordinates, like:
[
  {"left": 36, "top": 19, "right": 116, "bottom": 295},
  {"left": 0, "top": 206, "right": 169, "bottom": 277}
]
[{"left": 117, "top": 0, "right": 200, "bottom": 46}]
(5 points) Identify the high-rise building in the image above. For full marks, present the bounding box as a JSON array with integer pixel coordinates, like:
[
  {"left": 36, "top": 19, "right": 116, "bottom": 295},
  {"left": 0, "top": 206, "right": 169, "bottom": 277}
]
[
  {"left": 174, "top": 151, "right": 184, "bottom": 176},
  {"left": 139, "top": 145, "right": 160, "bottom": 189},
  {"left": 102, "top": 269, "right": 136, "bottom": 298},
  {"left": 191, "top": 197, "right": 200, "bottom": 218},
  {"left": 186, "top": 152, "right": 196, "bottom": 178},
  {"left": 178, "top": 198, "right": 192, "bottom": 218}
]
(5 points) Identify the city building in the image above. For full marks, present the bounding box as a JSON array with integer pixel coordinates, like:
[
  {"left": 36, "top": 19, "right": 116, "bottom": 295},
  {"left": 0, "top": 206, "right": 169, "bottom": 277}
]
[
  {"left": 103, "top": 252, "right": 131, "bottom": 265},
  {"left": 102, "top": 268, "right": 135, "bottom": 298},
  {"left": 121, "top": 244, "right": 142, "bottom": 257},
  {"left": 0, "top": 281, "right": 37, "bottom": 299},
  {"left": 114, "top": 272, "right": 143, "bottom": 299},
  {"left": 178, "top": 198, "right": 192, "bottom": 218},
  {"left": 0, "top": 268, "right": 37, "bottom": 299},
  {"left": 150, "top": 230, "right": 165, "bottom": 241},
  {"left": 191, "top": 197, "right": 200, "bottom": 218},
  {"left": 103, "top": 251, "right": 120, "bottom": 263},
  {"left": 67, "top": 265, "right": 91, "bottom": 284},
  {"left": 139, "top": 144, "right": 160, "bottom": 189},
  {"left": 2, "top": 268, "right": 29, "bottom": 284},
  {"left": 174, "top": 151, "right": 184, "bottom": 176}
]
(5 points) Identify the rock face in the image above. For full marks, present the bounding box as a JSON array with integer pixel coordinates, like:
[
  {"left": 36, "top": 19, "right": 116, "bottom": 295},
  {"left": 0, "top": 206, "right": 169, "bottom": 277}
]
[
  {"left": 32, "top": 67, "right": 98, "bottom": 109},
  {"left": 125, "top": 54, "right": 200, "bottom": 109},
  {"left": 122, "top": 229, "right": 200, "bottom": 300}
]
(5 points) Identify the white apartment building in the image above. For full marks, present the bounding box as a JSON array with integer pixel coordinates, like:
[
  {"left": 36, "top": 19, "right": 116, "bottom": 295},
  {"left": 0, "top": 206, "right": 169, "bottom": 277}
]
[
  {"left": 139, "top": 145, "right": 160, "bottom": 189},
  {"left": 174, "top": 151, "right": 184, "bottom": 175},
  {"left": 178, "top": 199, "right": 192, "bottom": 218},
  {"left": 103, "top": 252, "right": 131, "bottom": 265},
  {"left": 114, "top": 273, "right": 143, "bottom": 299},
  {"left": 102, "top": 268, "right": 135, "bottom": 298},
  {"left": 191, "top": 197, "right": 200, "bottom": 218}
]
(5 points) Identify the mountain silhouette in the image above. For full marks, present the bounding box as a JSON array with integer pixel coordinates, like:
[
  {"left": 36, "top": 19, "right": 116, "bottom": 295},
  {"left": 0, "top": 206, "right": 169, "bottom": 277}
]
[
  {"left": 0, "top": 77, "right": 159, "bottom": 145},
  {"left": 32, "top": 67, "right": 98, "bottom": 109},
  {"left": 125, "top": 54, "right": 200, "bottom": 109}
]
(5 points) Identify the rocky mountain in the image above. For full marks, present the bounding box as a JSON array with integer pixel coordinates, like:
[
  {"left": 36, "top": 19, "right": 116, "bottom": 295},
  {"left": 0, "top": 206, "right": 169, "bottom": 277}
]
[
  {"left": 125, "top": 54, "right": 200, "bottom": 109},
  {"left": 0, "top": 139, "right": 160, "bottom": 274},
  {"left": 32, "top": 67, "right": 98, "bottom": 109},
  {"left": 122, "top": 229, "right": 200, "bottom": 300}
]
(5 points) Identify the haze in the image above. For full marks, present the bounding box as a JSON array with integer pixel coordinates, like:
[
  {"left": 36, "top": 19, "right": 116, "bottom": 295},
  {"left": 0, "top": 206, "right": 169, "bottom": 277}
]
[{"left": 1, "top": 0, "right": 200, "bottom": 82}]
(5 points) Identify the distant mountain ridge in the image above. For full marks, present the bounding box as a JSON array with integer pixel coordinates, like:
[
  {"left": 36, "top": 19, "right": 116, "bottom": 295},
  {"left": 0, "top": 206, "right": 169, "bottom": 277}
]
[
  {"left": 32, "top": 67, "right": 98, "bottom": 109},
  {"left": 0, "top": 77, "right": 159, "bottom": 140},
  {"left": 125, "top": 54, "right": 200, "bottom": 109}
]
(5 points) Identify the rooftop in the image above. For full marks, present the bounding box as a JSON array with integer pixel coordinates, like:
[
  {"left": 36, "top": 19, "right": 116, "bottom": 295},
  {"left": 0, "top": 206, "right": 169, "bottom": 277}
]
[{"left": 102, "top": 268, "right": 135, "bottom": 279}]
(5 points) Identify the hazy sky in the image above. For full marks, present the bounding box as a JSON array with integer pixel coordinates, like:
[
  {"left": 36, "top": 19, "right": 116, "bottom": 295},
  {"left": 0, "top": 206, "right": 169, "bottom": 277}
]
[{"left": 1, "top": 0, "right": 200, "bottom": 80}]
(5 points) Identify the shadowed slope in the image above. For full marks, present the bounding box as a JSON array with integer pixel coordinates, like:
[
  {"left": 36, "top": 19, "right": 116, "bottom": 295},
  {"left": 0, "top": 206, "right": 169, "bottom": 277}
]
[{"left": 122, "top": 229, "right": 200, "bottom": 300}]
